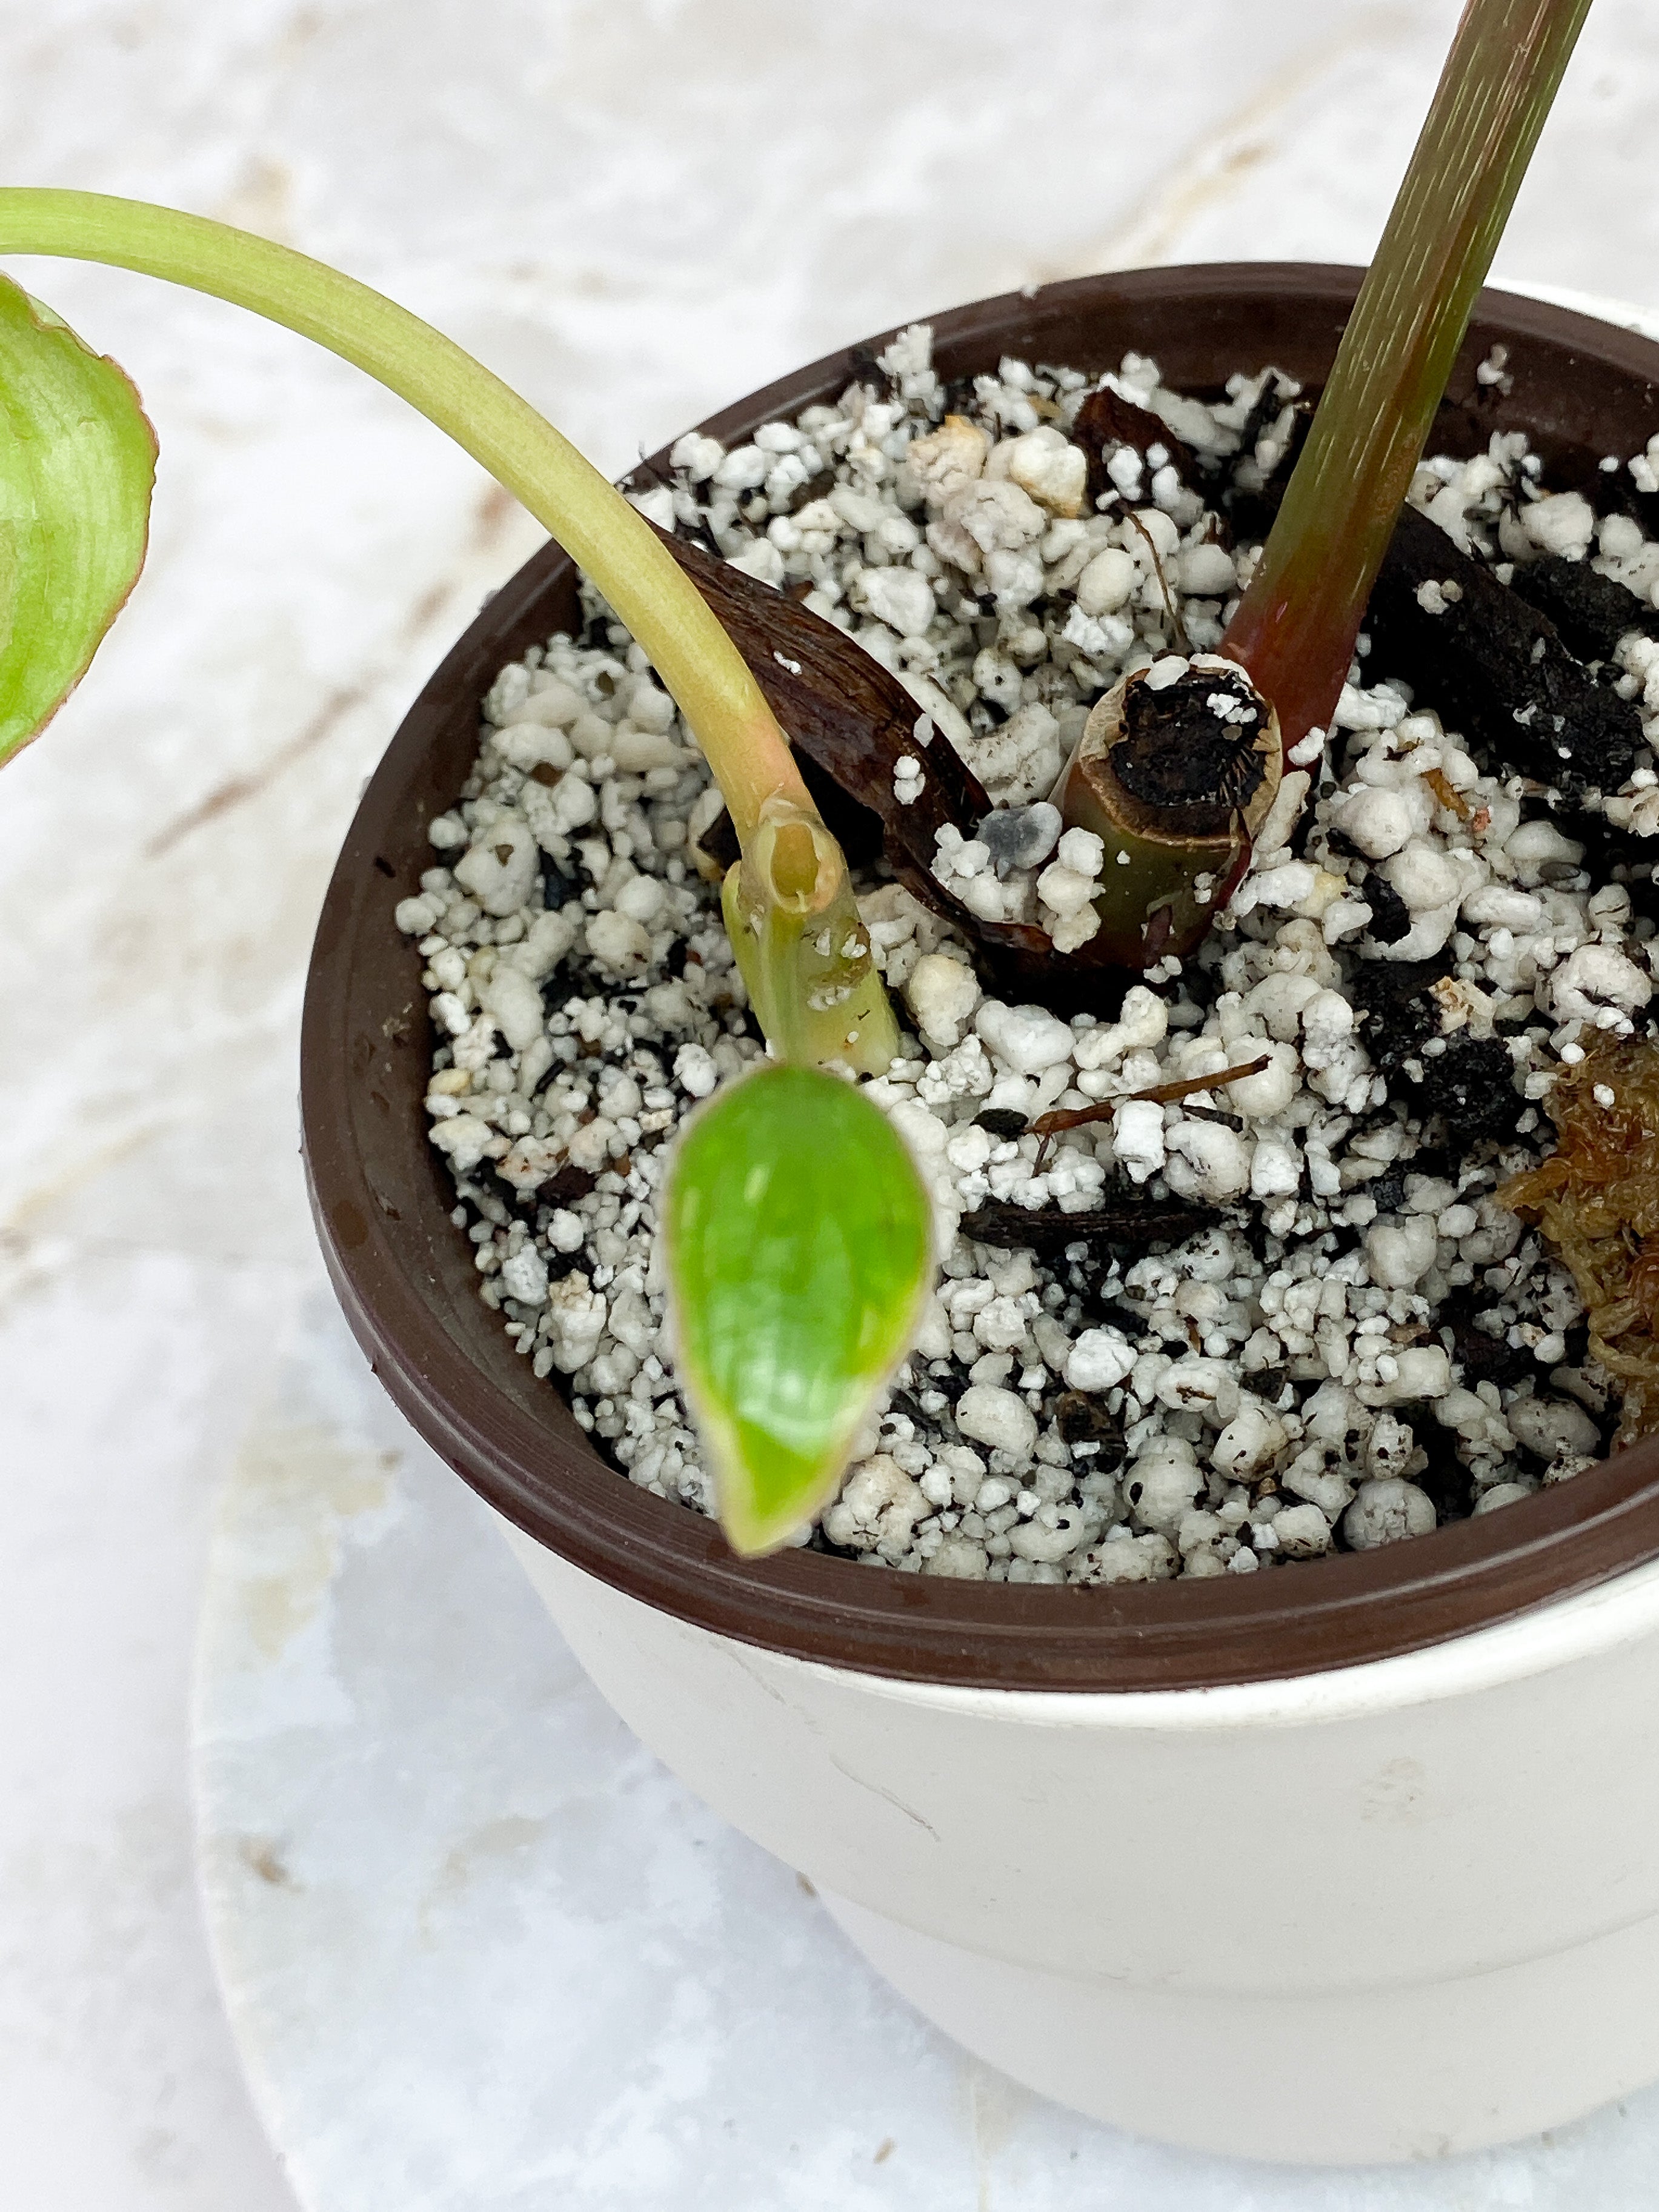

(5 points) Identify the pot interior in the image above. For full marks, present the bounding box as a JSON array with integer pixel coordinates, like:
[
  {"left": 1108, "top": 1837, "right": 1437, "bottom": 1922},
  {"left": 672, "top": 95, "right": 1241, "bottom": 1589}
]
[{"left": 301, "top": 264, "right": 1659, "bottom": 1692}]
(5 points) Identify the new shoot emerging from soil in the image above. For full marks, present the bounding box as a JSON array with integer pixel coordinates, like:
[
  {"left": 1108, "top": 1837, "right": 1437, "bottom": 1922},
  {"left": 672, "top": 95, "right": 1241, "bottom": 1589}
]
[{"left": 665, "top": 1067, "right": 933, "bottom": 1556}]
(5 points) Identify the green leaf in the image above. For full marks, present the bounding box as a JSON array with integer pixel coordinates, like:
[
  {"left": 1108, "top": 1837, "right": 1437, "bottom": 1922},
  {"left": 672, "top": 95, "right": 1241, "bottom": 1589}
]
[
  {"left": 0, "top": 273, "right": 156, "bottom": 768},
  {"left": 663, "top": 1064, "right": 933, "bottom": 1557}
]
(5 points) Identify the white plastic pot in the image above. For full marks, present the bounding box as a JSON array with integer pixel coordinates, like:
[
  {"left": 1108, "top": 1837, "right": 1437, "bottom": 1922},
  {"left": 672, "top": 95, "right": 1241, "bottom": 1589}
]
[
  {"left": 303, "top": 268, "right": 1659, "bottom": 2167},
  {"left": 500, "top": 1519, "right": 1659, "bottom": 2164}
]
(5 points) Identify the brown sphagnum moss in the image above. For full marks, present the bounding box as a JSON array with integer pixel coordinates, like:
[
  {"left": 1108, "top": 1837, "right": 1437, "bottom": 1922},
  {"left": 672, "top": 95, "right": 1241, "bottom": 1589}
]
[{"left": 1501, "top": 1041, "right": 1659, "bottom": 1445}]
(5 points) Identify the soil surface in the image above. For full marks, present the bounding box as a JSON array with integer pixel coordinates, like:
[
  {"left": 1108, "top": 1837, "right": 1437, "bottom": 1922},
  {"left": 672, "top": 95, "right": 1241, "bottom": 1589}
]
[{"left": 398, "top": 324, "right": 1655, "bottom": 1586}]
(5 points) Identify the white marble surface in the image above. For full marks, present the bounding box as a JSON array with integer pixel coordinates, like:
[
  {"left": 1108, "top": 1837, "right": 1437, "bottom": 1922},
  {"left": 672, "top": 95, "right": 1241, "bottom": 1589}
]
[
  {"left": 7, "top": 1, "right": 1659, "bottom": 2202},
  {"left": 195, "top": 1288, "right": 1659, "bottom": 2211}
]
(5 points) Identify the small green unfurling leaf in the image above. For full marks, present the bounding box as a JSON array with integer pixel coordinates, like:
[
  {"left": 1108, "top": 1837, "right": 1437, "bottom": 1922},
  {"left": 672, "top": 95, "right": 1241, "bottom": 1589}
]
[
  {"left": 663, "top": 1064, "right": 933, "bottom": 1556},
  {"left": 0, "top": 274, "right": 155, "bottom": 766}
]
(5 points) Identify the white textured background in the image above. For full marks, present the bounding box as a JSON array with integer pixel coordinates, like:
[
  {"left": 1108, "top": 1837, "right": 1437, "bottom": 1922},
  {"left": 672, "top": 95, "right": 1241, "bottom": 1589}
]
[{"left": 3, "top": 3, "right": 1658, "bottom": 2203}]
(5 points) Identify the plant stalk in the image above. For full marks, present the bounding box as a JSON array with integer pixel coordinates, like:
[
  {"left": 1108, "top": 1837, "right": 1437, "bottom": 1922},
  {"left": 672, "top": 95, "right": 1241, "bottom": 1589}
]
[
  {"left": 1222, "top": 0, "right": 1595, "bottom": 753},
  {"left": 0, "top": 187, "right": 894, "bottom": 1065},
  {"left": 721, "top": 801, "right": 899, "bottom": 1069}
]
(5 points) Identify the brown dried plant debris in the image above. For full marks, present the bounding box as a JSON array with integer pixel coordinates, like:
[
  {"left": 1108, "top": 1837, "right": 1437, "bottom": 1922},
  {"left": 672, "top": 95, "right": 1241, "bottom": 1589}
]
[
  {"left": 1500, "top": 1038, "right": 1659, "bottom": 1444},
  {"left": 1071, "top": 384, "right": 1200, "bottom": 510},
  {"left": 1029, "top": 1055, "right": 1270, "bottom": 1153},
  {"left": 652, "top": 524, "right": 1136, "bottom": 1014}
]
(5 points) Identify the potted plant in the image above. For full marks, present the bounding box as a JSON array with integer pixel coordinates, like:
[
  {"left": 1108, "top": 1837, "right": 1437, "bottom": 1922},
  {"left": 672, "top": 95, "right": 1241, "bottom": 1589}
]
[
  {"left": 7, "top": 0, "right": 1659, "bottom": 2165},
  {"left": 299, "top": 267, "right": 1659, "bottom": 2170}
]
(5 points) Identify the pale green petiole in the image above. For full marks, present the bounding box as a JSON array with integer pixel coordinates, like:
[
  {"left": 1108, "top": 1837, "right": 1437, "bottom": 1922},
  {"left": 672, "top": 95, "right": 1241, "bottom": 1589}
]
[
  {"left": 0, "top": 187, "right": 919, "bottom": 1552},
  {"left": 0, "top": 186, "right": 896, "bottom": 1074}
]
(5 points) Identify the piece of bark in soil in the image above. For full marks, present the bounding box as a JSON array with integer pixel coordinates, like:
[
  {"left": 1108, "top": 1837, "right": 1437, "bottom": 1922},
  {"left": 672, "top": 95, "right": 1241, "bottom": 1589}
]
[
  {"left": 1561, "top": 811, "right": 1659, "bottom": 924},
  {"left": 653, "top": 525, "right": 1134, "bottom": 1015},
  {"left": 1347, "top": 966, "right": 1524, "bottom": 1146},
  {"left": 973, "top": 1107, "right": 1031, "bottom": 1138},
  {"left": 845, "top": 342, "right": 899, "bottom": 400},
  {"left": 1222, "top": 387, "right": 1312, "bottom": 545},
  {"left": 1344, "top": 952, "right": 1454, "bottom": 1077},
  {"left": 538, "top": 1163, "right": 598, "bottom": 1209},
  {"left": 1360, "top": 869, "right": 1414, "bottom": 945},
  {"left": 1244, "top": 1363, "right": 1289, "bottom": 1403},
  {"left": 1072, "top": 385, "right": 1200, "bottom": 510},
  {"left": 1506, "top": 551, "right": 1659, "bottom": 665},
  {"left": 1439, "top": 1291, "right": 1533, "bottom": 1390},
  {"left": 1054, "top": 1390, "right": 1127, "bottom": 1460},
  {"left": 1413, "top": 1034, "right": 1528, "bottom": 1146},
  {"left": 1234, "top": 419, "right": 1647, "bottom": 789},
  {"left": 480, "top": 1163, "right": 540, "bottom": 1222},
  {"left": 1362, "top": 506, "right": 1643, "bottom": 803},
  {"left": 960, "top": 1196, "right": 1219, "bottom": 1255},
  {"left": 1578, "top": 457, "right": 1659, "bottom": 546},
  {"left": 1409, "top": 1420, "right": 1478, "bottom": 1523}
]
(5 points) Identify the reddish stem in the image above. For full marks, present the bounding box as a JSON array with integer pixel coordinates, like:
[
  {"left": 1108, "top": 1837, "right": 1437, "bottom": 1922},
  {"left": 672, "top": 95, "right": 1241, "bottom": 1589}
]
[{"left": 1222, "top": 0, "right": 1595, "bottom": 755}]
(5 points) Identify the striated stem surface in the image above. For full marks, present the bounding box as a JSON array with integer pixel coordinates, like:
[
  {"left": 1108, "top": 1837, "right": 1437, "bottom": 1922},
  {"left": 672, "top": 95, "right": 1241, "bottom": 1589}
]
[{"left": 1223, "top": 0, "right": 1595, "bottom": 753}]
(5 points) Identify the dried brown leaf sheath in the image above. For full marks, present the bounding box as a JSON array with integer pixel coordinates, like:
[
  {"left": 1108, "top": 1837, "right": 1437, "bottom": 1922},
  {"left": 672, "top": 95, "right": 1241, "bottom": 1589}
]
[{"left": 658, "top": 526, "right": 1139, "bottom": 1012}]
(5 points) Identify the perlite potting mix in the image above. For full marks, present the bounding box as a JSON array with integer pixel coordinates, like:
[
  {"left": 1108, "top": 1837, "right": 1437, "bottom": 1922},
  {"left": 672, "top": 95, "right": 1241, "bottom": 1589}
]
[{"left": 407, "top": 323, "right": 1659, "bottom": 1584}]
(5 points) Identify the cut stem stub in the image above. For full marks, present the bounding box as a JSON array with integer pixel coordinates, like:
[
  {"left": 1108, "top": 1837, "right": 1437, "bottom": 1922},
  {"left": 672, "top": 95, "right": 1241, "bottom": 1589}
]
[
  {"left": 1053, "top": 656, "right": 1280, "bottom": 968},
  {"left": 720, "top": 799, "right": 900, "bottom": 1071}
]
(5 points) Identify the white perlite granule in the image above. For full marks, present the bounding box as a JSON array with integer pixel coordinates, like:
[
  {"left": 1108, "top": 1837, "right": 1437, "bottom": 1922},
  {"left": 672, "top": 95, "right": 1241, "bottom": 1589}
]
[{"left": 400, "top": 324, "right": 1659, "bottom": 1585}]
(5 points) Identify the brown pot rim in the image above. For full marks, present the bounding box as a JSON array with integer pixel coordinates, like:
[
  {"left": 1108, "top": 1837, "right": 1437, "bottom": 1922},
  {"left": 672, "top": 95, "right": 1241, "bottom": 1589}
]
[{"left": 301, "top": 261, "right": 1659, "bottom": 1693}]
